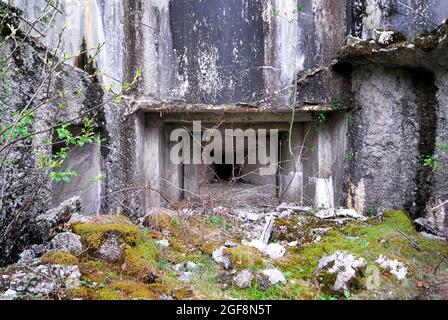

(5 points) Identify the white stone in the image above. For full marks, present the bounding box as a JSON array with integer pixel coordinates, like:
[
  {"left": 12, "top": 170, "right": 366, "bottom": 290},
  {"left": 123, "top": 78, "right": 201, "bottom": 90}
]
[
  {"left": 234, "top": 270, "right": 253, "bottom": 288},
  {"left": 262, "top": 269, "right": 286, "bottom": 285},
  {"left": 49, "top": 232, "right": 83, "bottom": 256},
  {"left": 288, "top": 241, "right": 298, "bottom": 247},
  {"left": 184, "top": 261, "right": 198, "bottom": 272},
  {"left": 376, "top": 255, "right": 408, "bottom": 281},
  {"left": 263, "top": 243, "right": 286, "bottom": 259},
  {"left": 0, "top": 289, "right": 17, "bottom": 300},
  {"left": 317, "top": 252, "right": 366, "bottom": 293},
  {"left": 212, "top": 247, "right": 231, "bottom": 269},
  {"left": 156, "top": 239, "right": 170, "bottom": 249}
]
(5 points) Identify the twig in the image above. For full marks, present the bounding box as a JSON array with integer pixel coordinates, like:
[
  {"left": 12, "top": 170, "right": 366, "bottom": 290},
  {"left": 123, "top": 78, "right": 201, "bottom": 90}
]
[{"left": 396, "top": 228, "right": 421, "bottom": 252}]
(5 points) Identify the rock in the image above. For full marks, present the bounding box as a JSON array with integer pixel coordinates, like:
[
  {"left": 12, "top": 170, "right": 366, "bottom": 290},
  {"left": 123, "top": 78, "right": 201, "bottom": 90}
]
[
  {"left": 316, "top": 208, "right": 336, "bottom": 219},
  {"left": 97, "top": 232, "right": 125, "bottom": 263},
  {"left": 288, "top": 241, "right": 298, "bottom": 247},
  {"left": 316, "top": 252, "right": 366, "bottom": 293},
  {"left": 49, "top": 232, "right": 83, "bottom": 256},
  {"left": 224, "top": 241, "right": 238, "bottom": 248},
  {"left": 316, "top": 208, "right": 367, "bottom": 221},
  {"left": 234, "top": 270, "right": 253, "bottom": 288},
  {"left": 237, "top": 209, "right": 261, "bottom": 221},
  {"left": 141, "top": 208, "right": 178, "bottom": 229},
  {"left": 172, "top": 263, "right": 184, "bottom": 272},
  {"left": 245, "top": 239, "right": 266, "bottom": 252},
  {"left": 35, "top": 197, "right": 82, "bottom": 241},
  {"left": 420, "top": 232, "right": 446, "bottom": 241},
  {"left": 263, "top": 243, "right": 286, "bottom": 259},
  {"left": 18, "top": 249, "right": 36, "bottom": 263},
  {"left": 346, "top": 35, "right": 362, "bottom": 45},
  {"left": 156, "top": 239, "right": 170, "bottom": 249},
  {"left": 261, "top": 269, "right": 286, "bottom": 286},
  {"left": 0, "top": 289, "right": 18, "bottom": 300},
  {"left": 212, "top": 247, "right": 232, "bottom": 269},
  {"left": 259, "top": 214, "right": 276, "bottom": 245},
  {"left": 184, "top": 261, "right": 198, "bottom": 272},
  {"left": 376, "top": 255, "right": 408, "bottom": 281},
  {"left": 178, "top": 272, "right": 194, "bottom": 283},
  {"left": 2, "top": 264, "right": 81, "bottom": 296},
  {"left": 415, "top": 207, "right": 446, "bottom": 238},
  {"left": 373, "top": 29, "right": 406, "bottom": 46}
]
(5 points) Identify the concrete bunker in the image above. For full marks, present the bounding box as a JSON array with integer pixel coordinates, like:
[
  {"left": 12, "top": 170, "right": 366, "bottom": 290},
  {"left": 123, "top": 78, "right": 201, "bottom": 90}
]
[{"left": 136, "top": 107, "right": 347, "bottom": 211}]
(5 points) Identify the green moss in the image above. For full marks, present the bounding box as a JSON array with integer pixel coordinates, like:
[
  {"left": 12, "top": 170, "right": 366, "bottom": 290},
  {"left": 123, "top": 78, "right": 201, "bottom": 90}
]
[
  {"left": 223, "top": 246, "right": 264, "bottom": 270},
  {"left": 41, "top": 251, "right": 79, "bottom": 266},
  {"left": 112, "top": 280, "right": 157, "bottom": 300},
  {"left": 94, "top": 288, "right": 123, "bottom": 300},
  {"left": 124, "top": 240, "right": 159, "bottom": 278},
  {"left": 72, "top": 217, "right": 143, "bottom": 249}
]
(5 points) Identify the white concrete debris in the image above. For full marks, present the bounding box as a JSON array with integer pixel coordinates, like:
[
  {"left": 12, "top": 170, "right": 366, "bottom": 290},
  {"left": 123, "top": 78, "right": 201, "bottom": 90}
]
[
  {"left": 259, "top": 214, "right": 276, "bottom": 245},
  {"left": 178, "top": 272, "right": 194, "bottom": 283},
  {"left": 288, "top": 241, "right": 299, "bottom": 247},
  {"left": 234, "top": 270, "right": 254, "bottom": 288},
  {"left": 262, "top": 269, "right": 287, "bottom": 285},
  {"left": 237, "top": 209, "right": 262, "bottom": 222},
  {"left": 376, "top": 255, "right": 408, "bottom": 281},
  {"left": 156, "top": 239, "right": 170, "bottom": 249},
  {"left": 317, "top": 252, "right": 366, "bottom": 293},
  {"left": 184, "top": 261, "right": 198, "bottom": 272},
  {"left": 243, "top": 240, "right": 286, "bottom": 259},
  {"left": 263, "top": 243, "right": 286, "bottom": 260},
  {"left": 316, "top": 208, "right": 367, "bottom": 221},
  {"left": 224, "top": 241, "right": 239, "bottom": 248},
  {"left": 0, "top": 289, "right": 18, "bottom": 300},
  {"left": 373, "top": 29, "right": 396, "bottom": 45},
  {"left": 419, "top": 232, "right": 446, "bottom": 241},
  {"left": 212, "top": 247, "right": 232, "bottom": 269}
]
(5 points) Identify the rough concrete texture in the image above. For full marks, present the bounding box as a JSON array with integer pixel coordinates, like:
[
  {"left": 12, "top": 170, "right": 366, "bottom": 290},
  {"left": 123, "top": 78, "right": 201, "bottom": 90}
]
[
  {"left": 0, "top": 2, "right": 117, "bottom": 265},
  {"left": 339, "top": 21, "right": 448, "bottom": 224}
]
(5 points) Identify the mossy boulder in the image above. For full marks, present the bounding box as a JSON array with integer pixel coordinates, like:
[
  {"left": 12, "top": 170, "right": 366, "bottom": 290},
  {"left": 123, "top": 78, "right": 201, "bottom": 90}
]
[{"left": 41, "top": 251, "right": 79, "bottom": 266}]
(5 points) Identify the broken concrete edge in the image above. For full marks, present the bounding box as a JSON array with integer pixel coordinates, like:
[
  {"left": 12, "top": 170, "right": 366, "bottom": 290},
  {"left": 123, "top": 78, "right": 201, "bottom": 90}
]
[
  {"left": 122, "top": 97, "right": 335, "bottom": 119},
  {"left": 335, "top": 21, "right": 448, "bottom": 70}
]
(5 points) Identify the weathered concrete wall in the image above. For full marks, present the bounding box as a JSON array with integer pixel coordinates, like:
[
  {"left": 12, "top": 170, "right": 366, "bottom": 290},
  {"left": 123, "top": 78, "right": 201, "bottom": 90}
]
[
  {"left": 349, "top": 0, "right": 448, "bottom": 39},
  {"left": 0, "top": 27, "right": 111, "bottom": 265}
]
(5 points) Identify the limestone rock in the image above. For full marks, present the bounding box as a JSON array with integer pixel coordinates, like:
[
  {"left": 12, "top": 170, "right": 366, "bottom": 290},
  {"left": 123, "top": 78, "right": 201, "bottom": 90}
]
[
  {"left": 156, "top": 239, "right": 170, "bottom": 249},
  {"left": 35, "top": 197, "right": 82, "bottom": 241},
  {"left": 184, "top": 261, "right": 198, "bottom": 272},
  {"left": 316, "top": 208, "right": 367, "bottom": 221},
  {"left": 224, "top": 241, "right": 238, "bottom": 248},
  {"left": 376, "top": 255, "right": 408, "bottom": 281},
  {"left": 316, "top": 252, "right": 366, "bottom": 293},
  {"left": 261, "top": 269, "right": 287, "bottom": 286},
  {"left": 234, "top": 270, "right": 254, "bottom": 288},
  {"left": 212, "top": 247, "right": 232, "bottom": 269},
  {"left": 18, "top": 249, "right": 36, "bottom": 263},
  {"left": 178, "top": 272, "right": 194, "bottom": 283},
  {"left": 0, "top": 289, "right": 18, "bottom": 300},
  {"left": 373, "top": 29, "right": 406, "bottom": 46},
  {"left": 97, "top": 233, "right": 125, "bottom": 263},
  {"left": 1, "top": 264, "right": 81, "bottom": 296},
  {"left": 415, "top": 206, "right": 446, "bottom": 238},
  {"left": 49, "top": 232, "right": 83, "bottom": 256},
  {"left": 263, "top": 243, "right": 286, "bottom": 260}
]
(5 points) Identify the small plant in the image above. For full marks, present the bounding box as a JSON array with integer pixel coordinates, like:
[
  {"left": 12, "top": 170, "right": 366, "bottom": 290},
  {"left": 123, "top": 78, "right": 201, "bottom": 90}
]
[
  {"left": 423, "top": 155, "right": 441, "bottom": 173},
  {"left": 305, "top": 68, "right": 313, "bottom": 76},
  {"left": 317, "top": 112, "right": 327, "bottom": 123},
  {"left": 330, "top": 97, "right": 341, "bottom": 111}
]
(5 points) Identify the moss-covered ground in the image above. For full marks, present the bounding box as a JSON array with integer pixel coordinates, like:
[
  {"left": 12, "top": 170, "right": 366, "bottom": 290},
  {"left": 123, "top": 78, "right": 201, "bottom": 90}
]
[{"left": 63, "top": 211, "right": 447, "bottom": 300}]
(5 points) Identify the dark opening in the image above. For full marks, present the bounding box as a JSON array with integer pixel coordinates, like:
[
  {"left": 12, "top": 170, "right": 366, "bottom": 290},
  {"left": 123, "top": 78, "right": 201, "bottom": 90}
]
[
  {"left": 214, "top": 163, "right": 242, "bottom": 182},
  {"left": 409, "top": 69, "right": 439, "bottom": 219}
]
